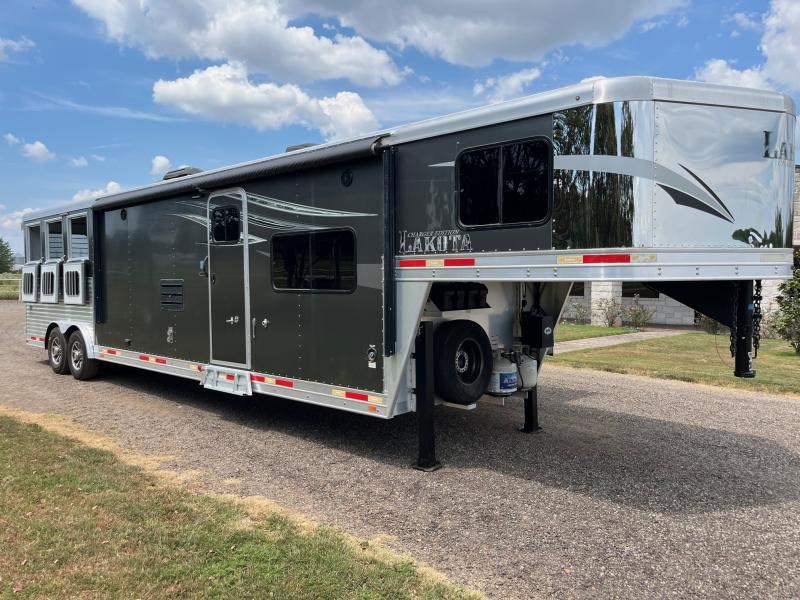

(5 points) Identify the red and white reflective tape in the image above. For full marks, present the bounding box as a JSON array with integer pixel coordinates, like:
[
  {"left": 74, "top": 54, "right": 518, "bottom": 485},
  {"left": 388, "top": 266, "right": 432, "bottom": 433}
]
[
  {"left": 331, "top": 388, "right": 383, "bottom": 405},
  {"left": 138, "top": 354, "right": 167, "bottom": 365},
  {"left": 29, "top": 335, "right": 46, "bottom": 343},
  {"left": 250, "top": 374, "right": 294, "bottom": 388},
  {"left": 557, "top": 253, "right": 656, "bottom": 265},
  {"left": 398, "top": 257, "right": 476, "bottom": 268}
]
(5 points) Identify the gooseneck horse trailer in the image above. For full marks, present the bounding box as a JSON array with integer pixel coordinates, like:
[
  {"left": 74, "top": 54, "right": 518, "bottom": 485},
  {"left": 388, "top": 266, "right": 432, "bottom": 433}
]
[{"left": 20, "top": 77, "right": 796, "bottom": 466}]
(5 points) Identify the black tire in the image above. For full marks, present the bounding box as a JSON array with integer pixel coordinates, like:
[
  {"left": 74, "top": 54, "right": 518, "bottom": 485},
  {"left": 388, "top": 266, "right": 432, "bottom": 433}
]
[
  {"left": 433, "top": 320, "right": 492, "bottom": 405},
  {"left": 67, "top": 331, "right": 99, "bottom": 381},
  {"left": 47, "top": 328, "right": 70, "bottom": 375}
]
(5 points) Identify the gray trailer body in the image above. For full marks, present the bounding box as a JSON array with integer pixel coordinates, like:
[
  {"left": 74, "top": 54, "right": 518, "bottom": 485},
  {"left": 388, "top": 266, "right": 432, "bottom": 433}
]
[{"left": 20, "top": 77, "right": 796, "bottom": 420}]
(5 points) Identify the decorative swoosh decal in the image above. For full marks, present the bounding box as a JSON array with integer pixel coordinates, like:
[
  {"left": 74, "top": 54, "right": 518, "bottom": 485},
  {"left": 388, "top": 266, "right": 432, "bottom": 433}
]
[
  {"left": 214, "top": 191, "right": 376, "bottom": 218},
  {"left": 553, "top": 155, "right": 734, "bottom": 223}
]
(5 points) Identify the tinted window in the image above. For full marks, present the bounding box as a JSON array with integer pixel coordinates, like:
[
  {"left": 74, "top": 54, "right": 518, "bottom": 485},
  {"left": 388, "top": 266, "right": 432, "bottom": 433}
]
[
  {"left": 272, "top": 230, "right": 356, "bottom": 292},
  {"left": 502, "top": 140, "right": 549, "bottom": 223},
  {"left": 211, "top": 206, "right": 241, "bottom": 243},
  {"left": 458, "top": 147, "right": 499, "bottom": 226},
  {"left": 459, "top": 138, "right": 550, "bottom": 227},
  {"left": 69, "top": 216, "right": 89, "bottom": 258}
]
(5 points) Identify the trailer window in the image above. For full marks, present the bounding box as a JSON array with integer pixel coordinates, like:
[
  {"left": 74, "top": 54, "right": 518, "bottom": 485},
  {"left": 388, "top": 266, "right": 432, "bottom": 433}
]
[
  {"left": 68, "top": 215, "right": 89, "bottom": 258},
  {"left": 272, "top": 230, "right": 356, "bottom": 292},
  {"left": 211, "top": 206, "right": 241, "bottom": 243},
  {"left": 458, "top": 138, "right": 551, "bottom": 227},
  {"left": 26, "top": 225, "right": 41, "bottom": 261},
  {"left": 46, "top": 220, "right": 63, "bottom": 259}
]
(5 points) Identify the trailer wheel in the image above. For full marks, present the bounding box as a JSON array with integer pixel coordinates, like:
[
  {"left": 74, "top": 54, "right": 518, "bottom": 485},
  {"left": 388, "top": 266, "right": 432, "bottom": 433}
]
[
  {"left": 433, "top": 320, "right": 492, "bottom": 405},
  {"left": 47, "top": 328, "right": 69, "bottom": 375},
  {"left": 67, "top": 331, "right": 99, "bottom": 381}
]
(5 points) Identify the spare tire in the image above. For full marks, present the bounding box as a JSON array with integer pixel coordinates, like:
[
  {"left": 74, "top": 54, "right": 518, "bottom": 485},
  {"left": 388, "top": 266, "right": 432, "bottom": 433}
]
[{"left": 433, "top": 320, "right": 492, "bottom": 405}]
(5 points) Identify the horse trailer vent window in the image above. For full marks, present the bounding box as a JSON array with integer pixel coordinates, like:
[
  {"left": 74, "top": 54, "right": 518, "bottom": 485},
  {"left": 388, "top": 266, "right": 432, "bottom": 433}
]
[
  {"left": 39, "top": 260, "right": 61, "bottom": 304},
  {"left": 211, "top": 206, "right": 241, "bottom": 243},
  {"left": 21, "top": 263, "right": 39, "bottom": 303},
  {"left": 68, "top": 216, "right": 89, "bottom": 258},
  {"left": 458, "top": 138, "right": 551, "bottom": 227},
  {"left": 63, "top": 260, "right": 87, "bottom": 305},
  {"left": 160, "top": 279, "right": 184, "bottom": 311},
  {"left": 26, "top": 225, "right": 41, "bottom": 261},
  {"left": 272, "top": 230, "right": 356, "bottom": 292},
  {"left": 47, "top": 220, "right": 64, "bottom": 259}
]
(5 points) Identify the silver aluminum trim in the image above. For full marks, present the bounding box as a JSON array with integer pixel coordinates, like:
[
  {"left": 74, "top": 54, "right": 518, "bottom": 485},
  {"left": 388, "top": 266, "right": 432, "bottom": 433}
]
[{"left": 207, "top": 188, "right": 251, "bottom": 369}]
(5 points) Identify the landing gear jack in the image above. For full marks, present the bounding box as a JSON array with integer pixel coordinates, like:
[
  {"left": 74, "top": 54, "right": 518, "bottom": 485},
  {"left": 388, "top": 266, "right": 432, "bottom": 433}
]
[
  {"left": 413, "top": 321, "right": 441, "bottom": 472},
  {"left": 520, "top": 386, "right": 543, "bottom": 433}
]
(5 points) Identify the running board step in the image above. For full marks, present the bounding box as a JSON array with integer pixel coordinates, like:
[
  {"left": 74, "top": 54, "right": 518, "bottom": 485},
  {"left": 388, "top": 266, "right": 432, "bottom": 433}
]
[{"left": 201, "top": 367, "right": 253, "bottom": 396}]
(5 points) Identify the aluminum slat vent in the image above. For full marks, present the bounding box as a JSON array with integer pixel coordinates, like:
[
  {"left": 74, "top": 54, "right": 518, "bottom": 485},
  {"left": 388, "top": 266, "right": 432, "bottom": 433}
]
[{"left": 160, "top": 279, "right": 184, "bottom": 311}]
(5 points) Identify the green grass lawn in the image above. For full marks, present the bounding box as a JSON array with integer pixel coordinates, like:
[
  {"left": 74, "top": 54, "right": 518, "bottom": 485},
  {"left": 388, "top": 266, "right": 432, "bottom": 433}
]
[
  {"left": 0, "top": 415, "right": 477, "bottom": 599},
  {"left": 552, "top": 333, "right": 800, "bottom": 396},
  {"left": 0, "top": 273, "right": 19, "bottom": 300},
  {"left": 555, "top": 322, "right": 638, "bottom": 342}
]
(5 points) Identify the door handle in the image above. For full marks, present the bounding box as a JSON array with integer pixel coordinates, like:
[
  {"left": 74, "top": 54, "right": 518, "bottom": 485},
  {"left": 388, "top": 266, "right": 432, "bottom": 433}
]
[
  {"left": 252, "top": 317, "right": 256, "bottom": 339},
  {"left": 225, "top": 315, "right": 239, "bottom": 325}
]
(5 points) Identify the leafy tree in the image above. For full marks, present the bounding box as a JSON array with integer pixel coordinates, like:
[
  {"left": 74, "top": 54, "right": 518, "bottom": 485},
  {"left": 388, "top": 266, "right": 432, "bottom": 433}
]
[
  {"left": 0, "top": 237, "right": 14, "bottom": 273},
  {"left": 776, "top": 249, "right": 800, "bottom": 354}
]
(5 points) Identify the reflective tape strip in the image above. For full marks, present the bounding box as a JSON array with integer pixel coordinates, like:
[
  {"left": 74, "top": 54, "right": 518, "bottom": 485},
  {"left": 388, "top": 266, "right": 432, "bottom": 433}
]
[
  {"left": 332, "top": 389, "right": 383, "bottom": 404},
  {"left": 398, "top": 257, "right": 476, "bottom": 268},
  {"left": 250, "top": 374, "right": 294, "bottom": 388},
  {"left": 582, "top": 254, "right": 631, "bottom": 264},
  {"left": 29, "top": 335, "right": 45, "bottom": 342},
  {"left": 139, "top": 354, "right": 167, "bottom": 365}
]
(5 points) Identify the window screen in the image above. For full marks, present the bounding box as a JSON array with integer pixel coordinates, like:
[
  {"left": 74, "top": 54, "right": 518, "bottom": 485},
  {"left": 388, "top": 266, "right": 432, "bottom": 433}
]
[
  {"left": 69, "top": 216, "right": 89, "bottom": 258},
  {"left": 27, "top": 225, "right": 41, "bottom": 261},
  {"left": 272, "top": 230, "right": 356, "bottom": 292},
  {"left": 211, "top": 206, "right": 241, "bottom": 243},
  {"left": 458, "top": 138, "right": 550, "bottom": 227},
  {"left": 47, "top": 220, "right": 63, "bottom": 259}
]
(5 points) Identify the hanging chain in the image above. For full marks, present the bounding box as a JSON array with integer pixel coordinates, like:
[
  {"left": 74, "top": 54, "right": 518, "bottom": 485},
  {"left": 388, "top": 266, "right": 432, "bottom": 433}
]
[
  {"left": 752, "top": 280, "right": 763, "bottom": 359},
  {"left": 729, "top": 283, "right": 738, "bottom": 358}
]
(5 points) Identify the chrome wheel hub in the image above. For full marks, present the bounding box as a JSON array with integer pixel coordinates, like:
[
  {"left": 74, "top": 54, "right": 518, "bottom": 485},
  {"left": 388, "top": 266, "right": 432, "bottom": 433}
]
[{"left": 71, "top": 340, "right": 83, "bottom": 370}]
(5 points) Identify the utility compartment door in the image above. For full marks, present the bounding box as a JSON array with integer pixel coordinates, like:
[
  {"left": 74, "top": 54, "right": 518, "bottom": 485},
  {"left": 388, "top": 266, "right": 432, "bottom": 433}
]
[{"left": 208, "top": 189, "right": 250, "bottom": 368}]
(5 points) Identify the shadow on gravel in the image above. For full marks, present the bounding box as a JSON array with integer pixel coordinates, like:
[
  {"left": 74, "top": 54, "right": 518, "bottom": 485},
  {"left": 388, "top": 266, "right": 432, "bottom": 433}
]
[{"left": 97, "top": 363, "right": 800, "bottom": 515}]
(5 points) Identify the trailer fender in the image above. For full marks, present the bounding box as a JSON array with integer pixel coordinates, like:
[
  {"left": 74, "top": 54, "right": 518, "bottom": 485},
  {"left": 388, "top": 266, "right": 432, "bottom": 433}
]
[{"left": 49, "top": 321, "right": 98, "bottom": 360}]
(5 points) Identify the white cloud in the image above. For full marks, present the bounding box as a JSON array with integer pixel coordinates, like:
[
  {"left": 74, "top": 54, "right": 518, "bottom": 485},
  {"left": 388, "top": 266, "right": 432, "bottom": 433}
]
[
  {"left": 72, "top": 181, "right": 122, "bottom": 203},
  {"left": 151, "top": 155, "right": 172, "bottom": 177},
  {"left": 72, "top": 0, "right": 403, "bottom": 87},
  {"left": 70, "top": 156, "right": 89, "bottom": 168},
  {"left": 731, "top": 12, "right": 760, "bottom": 31},
  {"left": 0, "top": 206, "right": 38, "bottom": 231},
  {"left": 91, "top": 154, "right": 106, "bottom": 162},
  {"left": 640, "top": 20, "right": 667, "bottom": 33},
  {"left": 292, "top": 0, "right": 686, "bottom": 66},
  {"left": 0, "top": 36, "right": 35, "bottom": 62},
  {"left": 153, "top": 62, "right": 379, "bottom": 140},
  {"left": 473, "top": 67, "right": 542, "bottom": 103},
  {"left": 694, "top": 59, "right": 772, "bottom": 90},
  {"left": 760, "top": 0, "right": 800, "bottom": 91},
  {"left": 580, "top": 75, "right": 608, "bottom": 83},
  {"left": 3, "top": 132, "right": 20, "bottom": 146},
  {"left": 695, "top": 1, "right": 800, "bottom": 94},
  {"left": 21, "top": 141, "right": 56, "bottom": 163}
]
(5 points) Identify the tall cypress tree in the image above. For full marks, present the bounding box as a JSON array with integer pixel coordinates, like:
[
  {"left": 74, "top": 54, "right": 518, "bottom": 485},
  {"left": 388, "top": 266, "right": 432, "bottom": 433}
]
[{"left": 0, "top": 237, "right": 14, "bottom": 273}]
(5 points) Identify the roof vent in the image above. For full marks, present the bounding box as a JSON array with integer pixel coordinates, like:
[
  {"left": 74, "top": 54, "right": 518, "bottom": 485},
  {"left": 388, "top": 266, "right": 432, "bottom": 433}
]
[
  {"left": 285, "top": 143, "right": 318, "bottom": 153},
  {"left": 162, "top": 166, "right": 204, "bottom": 180}
]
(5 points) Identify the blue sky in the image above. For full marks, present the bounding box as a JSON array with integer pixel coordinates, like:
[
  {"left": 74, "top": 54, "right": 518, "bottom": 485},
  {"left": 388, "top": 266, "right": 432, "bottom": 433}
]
[{"left": 0, "top": 0, "right": 796, "bottom": 252}]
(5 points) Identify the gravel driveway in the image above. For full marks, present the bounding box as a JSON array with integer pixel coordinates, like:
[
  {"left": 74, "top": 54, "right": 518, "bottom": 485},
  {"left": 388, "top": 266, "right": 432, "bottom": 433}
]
[{"left": 2, "top": 300, "right": 799, "bottom": 599}]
